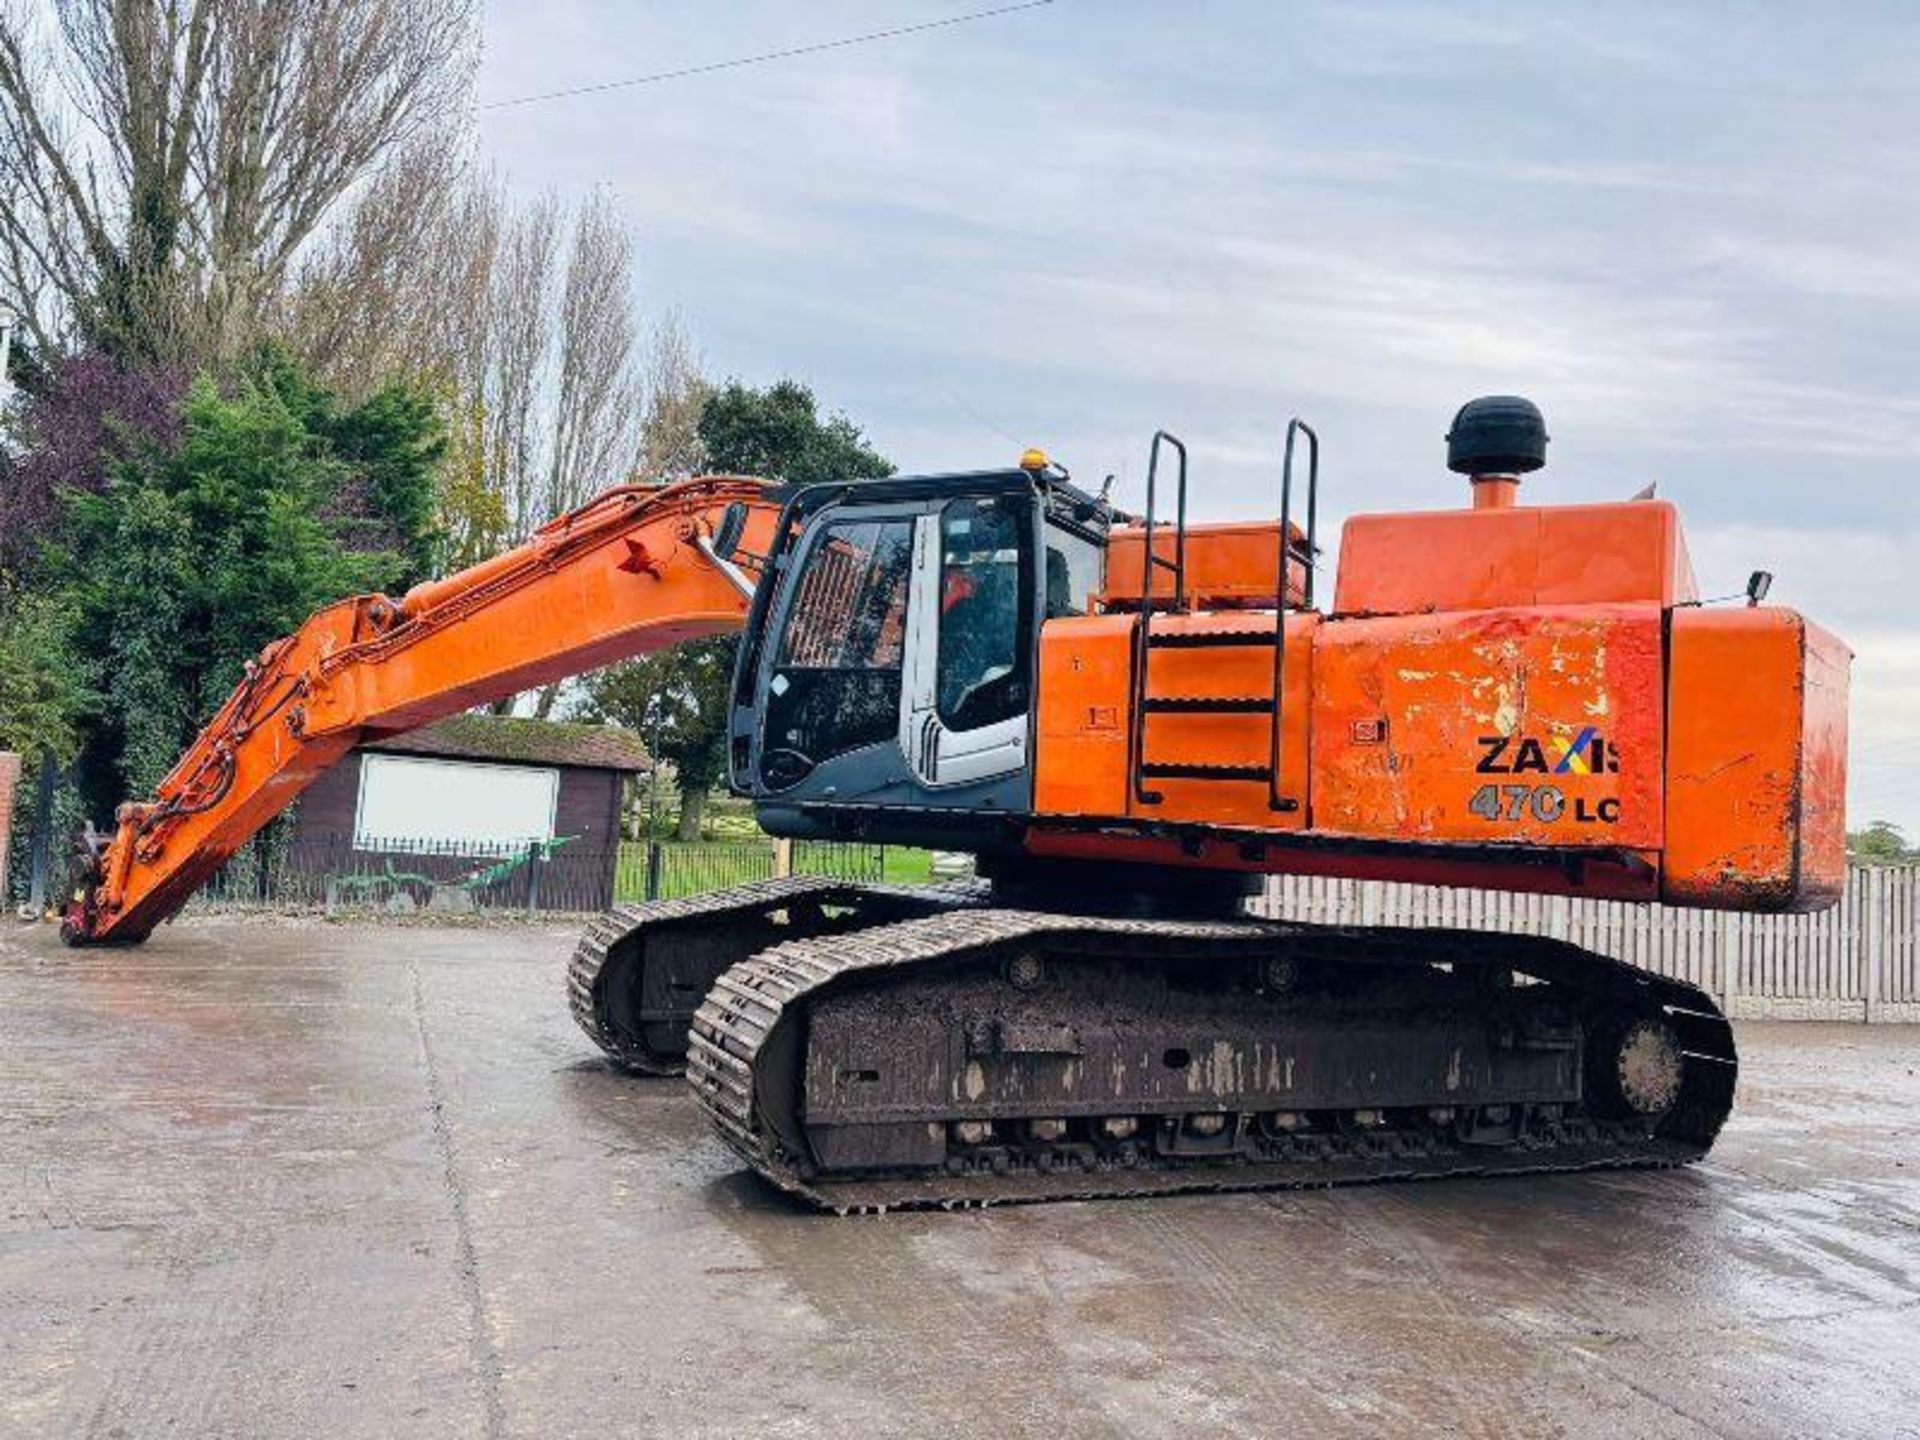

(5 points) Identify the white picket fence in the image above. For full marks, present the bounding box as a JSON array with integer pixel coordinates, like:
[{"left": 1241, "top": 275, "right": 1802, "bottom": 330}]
[{"left": 1253, "top": 864, "right": 1920, "bottom": 1024}]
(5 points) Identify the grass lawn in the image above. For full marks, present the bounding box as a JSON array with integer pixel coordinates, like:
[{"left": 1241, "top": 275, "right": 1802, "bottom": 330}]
[
  {"left": 880, "top": 848, "right": 938, "bottom": 884},
  {"left": 614, "top": 787, "right": 958, "bottom": 902},
  {"left": 613, "top": 836, "right": 948, "bottom": 902}
]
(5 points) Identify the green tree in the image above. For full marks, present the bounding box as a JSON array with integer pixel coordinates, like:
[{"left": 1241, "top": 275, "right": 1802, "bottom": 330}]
[
  {"left": 243, "top": 346, "right": 447, "bottom": 587},
  {"left": 578, "top": 380, "right": 894, "bottom": 835},
  {"left": 579, "top": 638, "right": 733, "bottom": 841},
  {"left": 0, "top": 589, "right": 91, "bottom": 763},
  {"left": 49, "top": 354, "right": 442, "bottom": 817},
  {"left": 697, "top": 379, "right": 893, "bottom": 485},
  {"left": 1847, "top": 821, "right": 1914, "bottom": 866},
  {"left": 437, "top": 396, "right": 511, "bottom": 573},
  {"left": 0, "top": 587, "right": 95, "bottom": 906}
]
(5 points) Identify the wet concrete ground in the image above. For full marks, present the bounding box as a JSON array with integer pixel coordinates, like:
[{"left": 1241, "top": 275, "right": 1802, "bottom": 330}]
[{"left": 1, "top": 918, "right": 1915, "bottom": 1440}]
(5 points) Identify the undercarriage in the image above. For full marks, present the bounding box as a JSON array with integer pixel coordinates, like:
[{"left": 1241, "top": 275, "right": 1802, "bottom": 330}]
[
  {"left": 567, "top": 874, "right": 988, "bottom": 1073},
  {"left": 573, "top": 880, "right": 1737, "bottom": 1211}
]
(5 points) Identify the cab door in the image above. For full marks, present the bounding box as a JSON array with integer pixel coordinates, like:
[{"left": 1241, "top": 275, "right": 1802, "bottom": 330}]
[
  {"left": 898, "top": 493, "right": 1035, "bottom": 788},
  {"left": 752, "top": 505, "right": 918, "bottom": 797}
]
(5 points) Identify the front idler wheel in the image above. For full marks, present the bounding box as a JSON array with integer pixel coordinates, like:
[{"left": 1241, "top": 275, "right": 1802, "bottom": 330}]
[
  {"left": 1593, "top": 1016, "right": 1684, "bottom": 1118},
  {"left": 1004, "top": 951, "right": 1044, "bottom": 991},
  {"left": 1256, "top": 952, "right": 1300, "bottom": 995}
]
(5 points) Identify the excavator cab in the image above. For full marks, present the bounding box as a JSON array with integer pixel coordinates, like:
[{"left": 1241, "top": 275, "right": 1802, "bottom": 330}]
[{"left": 728, "top": 468, "right": 1109, "bottom": 852}]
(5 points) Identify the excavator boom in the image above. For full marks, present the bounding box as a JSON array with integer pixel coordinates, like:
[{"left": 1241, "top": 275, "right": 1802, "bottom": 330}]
[{"left": 67, "top": 478, "right": 783, "bottom": 945}]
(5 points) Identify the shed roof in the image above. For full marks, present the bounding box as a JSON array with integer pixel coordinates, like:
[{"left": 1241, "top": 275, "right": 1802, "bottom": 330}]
[{"left": 363, "top": 714, "right": 651, "bottom": 773}]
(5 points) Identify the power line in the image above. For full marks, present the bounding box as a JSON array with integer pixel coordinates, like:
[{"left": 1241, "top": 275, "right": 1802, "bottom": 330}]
[{"left": 481, "top": 1, "right": 1058, "bottom": 112}]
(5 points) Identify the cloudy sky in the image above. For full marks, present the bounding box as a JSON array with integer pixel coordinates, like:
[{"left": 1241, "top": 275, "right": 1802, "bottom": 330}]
[{"left": 476, "top": 0, "right": 1919, "bottom": 833}]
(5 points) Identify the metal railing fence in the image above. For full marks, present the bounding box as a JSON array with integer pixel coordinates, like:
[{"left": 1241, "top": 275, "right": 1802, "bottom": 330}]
[{"left": 190, "top": 835, "right": 886, "bottom": 918}]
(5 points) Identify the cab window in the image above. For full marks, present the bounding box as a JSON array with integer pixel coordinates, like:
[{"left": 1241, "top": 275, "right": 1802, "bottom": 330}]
[
  {"left": 762, "top": 517, "right": 913, "bottom": 785},
  {"left": 936, "top": 495, "right": 1031, "bottom": 732},
  {"left": 1044, "top": 522, "right": 1103, "bottom": 618}
]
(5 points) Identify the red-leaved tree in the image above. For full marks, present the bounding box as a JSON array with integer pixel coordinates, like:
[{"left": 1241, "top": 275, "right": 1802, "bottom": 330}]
[{"left": 1, "top": 353, "right": 186, "bottom": 575}]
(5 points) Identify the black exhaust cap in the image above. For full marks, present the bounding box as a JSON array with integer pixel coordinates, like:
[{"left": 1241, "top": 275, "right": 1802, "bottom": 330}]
[{"left": 1446, "top": 395, "right": 1548, "bottom": 476}]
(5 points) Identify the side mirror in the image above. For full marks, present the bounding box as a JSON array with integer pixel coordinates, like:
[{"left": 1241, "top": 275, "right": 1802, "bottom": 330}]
[
  {"left": 1746, "top": 570, "right": 1773, "bottom": 607},
  {"left": 712, "top": 502, "right": 749, "bottom": 563}
]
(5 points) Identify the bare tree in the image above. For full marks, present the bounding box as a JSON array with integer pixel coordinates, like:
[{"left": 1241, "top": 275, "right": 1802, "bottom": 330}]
[
  {"left": 287, "top": 169, "right": 653, "bottom": 714},
  {"left": 0, "top": 0, "right": 477, "bottom": 364},
  {"left": 637, "top": 309, "right": 712, "bottom": 481},
  {"left": 291, "top": 168, "right": 652, "bottom": 537},
  {"left": 276, "top": 143, "right": 495, "bottom": 398},
  {"left": 483, "top": 193, "right": 560, "bottom": 544},
  {"left": 547, "top": 190, "right": 642, "bottom": 516}
]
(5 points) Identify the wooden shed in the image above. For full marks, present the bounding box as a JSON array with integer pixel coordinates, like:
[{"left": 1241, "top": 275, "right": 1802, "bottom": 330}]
[{"left": 289, "top": 715, "right": 649, "bottom": 911}]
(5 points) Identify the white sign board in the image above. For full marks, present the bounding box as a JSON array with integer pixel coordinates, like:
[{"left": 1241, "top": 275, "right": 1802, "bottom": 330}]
[{"left": 354, "top": 754, "right": 559, "bottom": 852}]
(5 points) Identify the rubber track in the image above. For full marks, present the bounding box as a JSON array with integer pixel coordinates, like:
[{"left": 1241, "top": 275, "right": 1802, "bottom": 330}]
[
  {"left": 687, "top": 908, "right": 1737, "bottom": 1213},
  {"left": 568, "top": 874, "right": 986, "bottom": 1073}
]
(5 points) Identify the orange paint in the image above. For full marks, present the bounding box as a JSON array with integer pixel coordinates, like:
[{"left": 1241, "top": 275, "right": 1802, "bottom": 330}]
[
  {"left": 1032, "top": 611, "right": 1315, "bottom": 830},
  {"left": 1103, "top": 520, "right": 1310, "bottom": 610},
  {"left": 1664, "top": 608, "right": 1851, "bottom": 910},
  {"left": 1334, "top": 499, "right": 1697, "bottom": 615},
  {"left": 1033, "top": 614, "right": 1134, "bottom": 819},
  {"left": 1311, "top": 604, "right": 1664, "bottom": 850},
  {"left": 1036, "top": 485, "right": 1841, "bottom": 912}
]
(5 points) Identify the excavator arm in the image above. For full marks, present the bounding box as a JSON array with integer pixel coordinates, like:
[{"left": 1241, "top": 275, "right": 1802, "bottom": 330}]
[{"left": 66, "top": 477, "right": 784, "bottom": 945}]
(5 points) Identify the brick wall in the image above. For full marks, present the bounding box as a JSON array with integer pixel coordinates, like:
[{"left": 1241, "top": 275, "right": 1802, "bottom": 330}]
[{"left": 0, "top": 751, "right": 19, "bottom": 896}]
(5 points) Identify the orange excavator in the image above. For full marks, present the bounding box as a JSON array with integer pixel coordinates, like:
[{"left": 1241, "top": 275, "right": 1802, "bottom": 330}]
[{"left": 66, "top": 397, "right": 1849, "bottom": 1209}]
